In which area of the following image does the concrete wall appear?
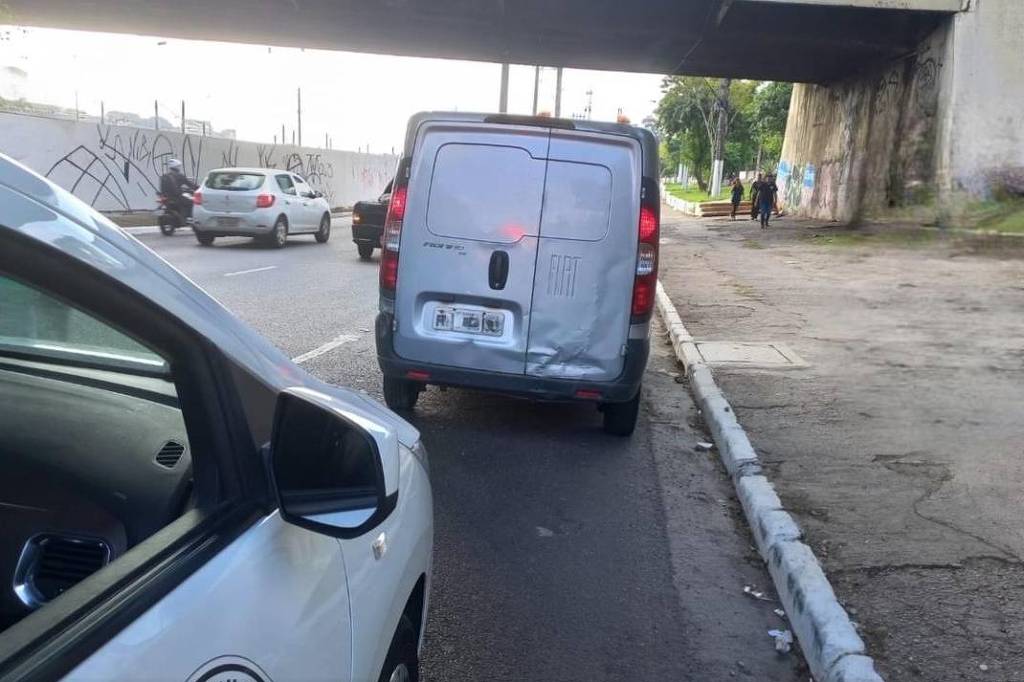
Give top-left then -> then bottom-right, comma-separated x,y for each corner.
777,21 -> 950,220
939,0 -> 1024,198
777,0 -> 1024,221
0,112 -> 397,211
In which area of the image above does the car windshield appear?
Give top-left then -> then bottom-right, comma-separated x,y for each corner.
0,276 -> 168,375
206,172 -> 265,191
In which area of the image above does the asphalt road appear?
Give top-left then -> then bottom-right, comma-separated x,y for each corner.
135,223 -> 804,681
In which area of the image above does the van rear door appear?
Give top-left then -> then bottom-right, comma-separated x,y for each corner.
526,130 -> 641,381
393,122 -> 549,375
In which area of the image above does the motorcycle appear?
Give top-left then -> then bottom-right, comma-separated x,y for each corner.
156,187 -> 194,236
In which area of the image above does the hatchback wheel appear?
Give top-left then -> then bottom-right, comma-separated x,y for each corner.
377,616 -> 418,682
315,214 -> 331,243
358,243 -> 375,260
267,216 -> 288,249
383,376 -> 420,412
601,388 -> 640,436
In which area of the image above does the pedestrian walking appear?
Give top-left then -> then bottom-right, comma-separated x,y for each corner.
730,176 -> 744,220
749,172 -> 763,220
759,173 -> 779,229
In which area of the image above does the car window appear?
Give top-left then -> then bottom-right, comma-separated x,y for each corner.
0,273 -> 189,634
0,275 -> 167,374
293,177 -> 312,195
205,172 -> 264,191
275,174 -> 297,195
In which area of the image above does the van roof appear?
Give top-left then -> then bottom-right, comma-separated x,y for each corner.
403,111 -> 658,178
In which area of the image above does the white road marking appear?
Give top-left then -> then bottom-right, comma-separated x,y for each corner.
292,334 -> 360,364
224,265 -> 278,277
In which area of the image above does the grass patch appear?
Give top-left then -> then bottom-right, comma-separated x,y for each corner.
804,229 -> 936,249
663,183 -> 727,203
743,239 -> 765,249
961,199 -> 1024,234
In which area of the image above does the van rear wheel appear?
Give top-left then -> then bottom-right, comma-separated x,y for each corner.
602,388 -> 640,436
383,376 -> 420,411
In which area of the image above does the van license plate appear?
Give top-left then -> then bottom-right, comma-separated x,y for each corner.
432,307 -> 504,336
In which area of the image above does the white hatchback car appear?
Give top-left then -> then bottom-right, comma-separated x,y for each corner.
0,153 -> 432,682
192,167 -> 333,248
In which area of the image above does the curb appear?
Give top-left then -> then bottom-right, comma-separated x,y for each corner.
655,282 -> 883,682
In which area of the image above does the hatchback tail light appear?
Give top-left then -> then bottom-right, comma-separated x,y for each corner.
256,194 -> 275,208
380,159 -> 411,293
192,191 -> 203,206
631,179 -> 660,319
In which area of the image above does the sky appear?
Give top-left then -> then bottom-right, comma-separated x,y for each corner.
0,26 -> 665,154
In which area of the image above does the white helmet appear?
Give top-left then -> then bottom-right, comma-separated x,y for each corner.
168,159 -> 183,171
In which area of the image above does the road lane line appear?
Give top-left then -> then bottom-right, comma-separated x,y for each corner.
224,265 -> 278,277
292,334 -> 360,364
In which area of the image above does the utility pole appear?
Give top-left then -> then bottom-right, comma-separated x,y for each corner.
297,87 -> 302,147
181,100 -> 186,134
499,63 -> 509,113
554,67 -> 563,117
325,132 -> 329,149
532,65 -> 540,115
281,124 -> 286,146
710,78 -> 731,198
584,89 -> 593,120
100,101 -> 105,124
154,100 -> 159,130
74,91 -> 80,121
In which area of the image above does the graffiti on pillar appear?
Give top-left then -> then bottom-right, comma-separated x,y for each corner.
872,70 -> 902,116
912,56 -> 941,117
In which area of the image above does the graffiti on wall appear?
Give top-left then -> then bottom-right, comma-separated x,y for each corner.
4,114 -> 396,212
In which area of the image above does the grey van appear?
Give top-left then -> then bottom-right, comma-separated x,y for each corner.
375,112 -> 659,435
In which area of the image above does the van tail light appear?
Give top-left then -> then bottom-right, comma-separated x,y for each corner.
380,159 -> 411,293
631,178 -> 660,319
192,191 -> 203,206
256,194 -> 275,208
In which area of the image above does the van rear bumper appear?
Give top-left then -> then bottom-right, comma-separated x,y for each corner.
375,312 -> 648,403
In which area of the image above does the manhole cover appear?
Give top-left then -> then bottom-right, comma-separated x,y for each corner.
695,342 -> 807,369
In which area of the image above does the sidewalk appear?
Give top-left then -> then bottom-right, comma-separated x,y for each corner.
658,207 -> 1024,681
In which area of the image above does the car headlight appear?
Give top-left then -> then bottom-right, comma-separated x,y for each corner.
411,440 -> 429,476
352,214 -> 362,223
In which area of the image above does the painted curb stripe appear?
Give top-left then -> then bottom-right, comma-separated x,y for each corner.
655,281 -> 884,682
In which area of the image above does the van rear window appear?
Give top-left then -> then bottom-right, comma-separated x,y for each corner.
426,143 -> 544,243
206,172 -> 265,191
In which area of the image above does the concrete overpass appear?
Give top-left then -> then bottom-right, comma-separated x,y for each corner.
9,0 -> 961,84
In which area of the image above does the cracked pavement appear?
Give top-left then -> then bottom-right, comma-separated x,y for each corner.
658,208 -> 1024,681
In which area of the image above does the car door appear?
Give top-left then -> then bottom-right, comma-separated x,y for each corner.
0,175 -> 382,682
393,121 -> 550,375
274,173 -> 302,229
293,175 -> 320,231
526,130 -> 641,381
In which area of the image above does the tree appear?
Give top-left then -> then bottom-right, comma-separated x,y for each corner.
749,81 -> 793,172
655,76 -> 719,190
656,77 -> 793,190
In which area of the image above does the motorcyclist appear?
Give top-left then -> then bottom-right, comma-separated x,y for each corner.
159,159 -> 198,221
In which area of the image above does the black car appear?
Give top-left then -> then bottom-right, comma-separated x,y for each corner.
351,180 -> 391,260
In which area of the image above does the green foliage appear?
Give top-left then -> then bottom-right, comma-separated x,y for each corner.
656,77 -> 792,181
663,183 -> 726,202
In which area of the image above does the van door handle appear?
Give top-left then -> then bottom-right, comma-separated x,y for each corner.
489,250 -> 510,290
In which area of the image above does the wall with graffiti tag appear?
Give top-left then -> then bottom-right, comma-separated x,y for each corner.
0,112 -> 397,212
776,20 -> 949,221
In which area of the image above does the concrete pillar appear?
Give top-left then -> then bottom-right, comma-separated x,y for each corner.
499,63 -> 510,113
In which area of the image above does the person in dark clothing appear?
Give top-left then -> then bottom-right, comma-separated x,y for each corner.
730,177 -> 744,220
758,174 -> 779,229
749,173 -> 763,220
159,159 -> 198,221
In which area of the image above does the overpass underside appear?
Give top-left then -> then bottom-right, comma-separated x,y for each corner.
10,0 -> 953,84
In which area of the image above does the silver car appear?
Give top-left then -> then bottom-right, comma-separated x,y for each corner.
192,167 -> 333,248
